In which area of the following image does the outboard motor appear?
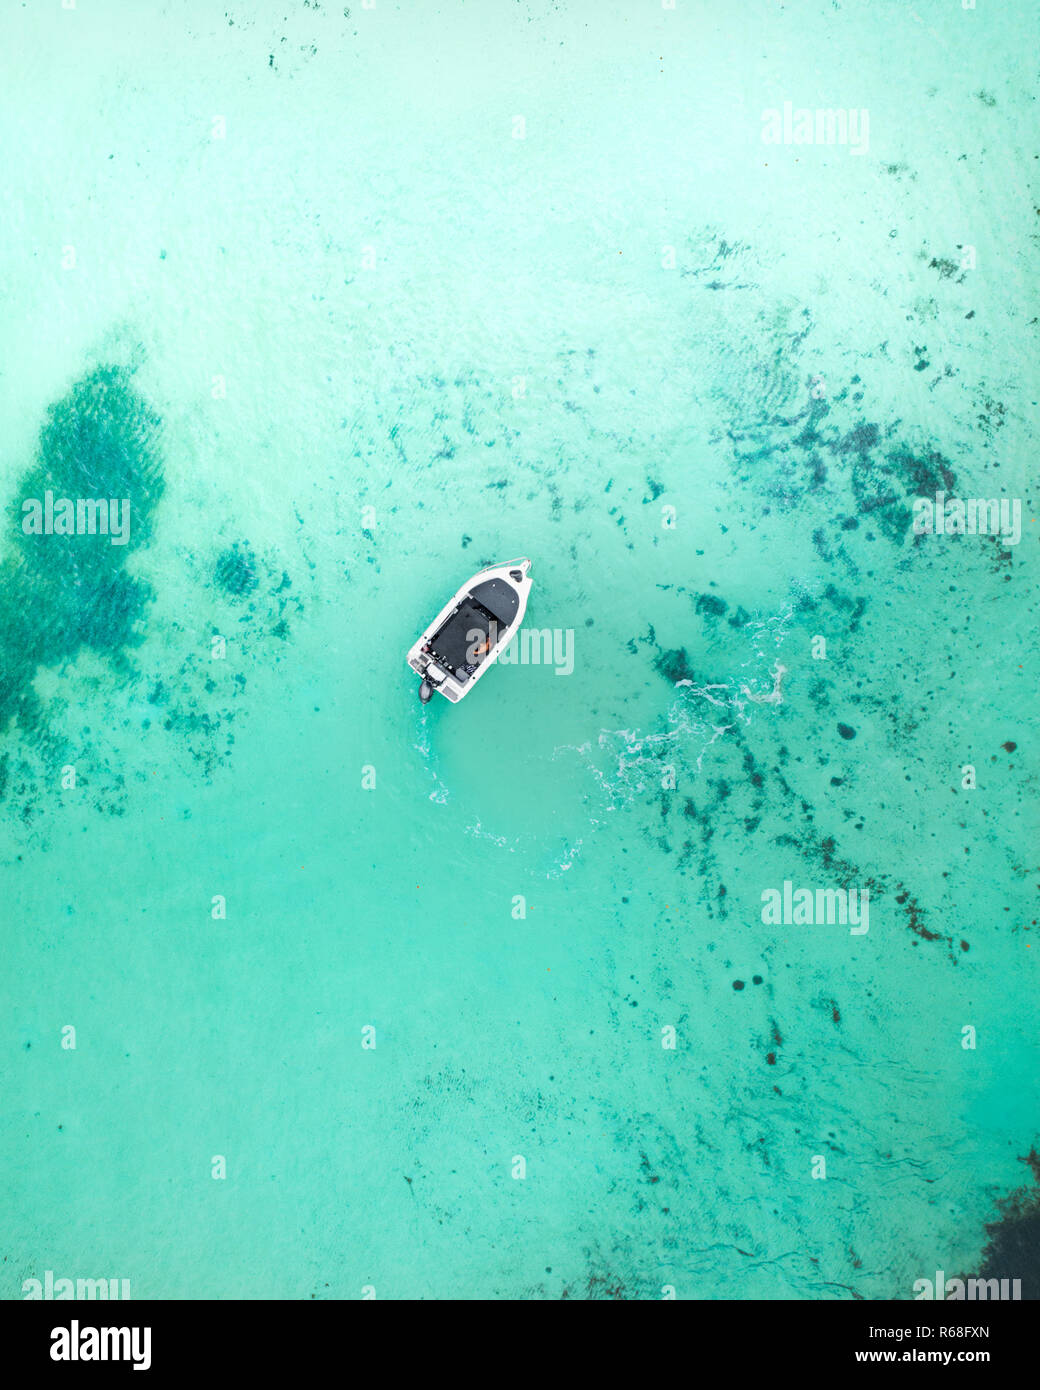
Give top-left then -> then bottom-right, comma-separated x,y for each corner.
418,660 -> 448,704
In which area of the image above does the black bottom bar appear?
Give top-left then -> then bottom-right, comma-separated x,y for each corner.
3,1297 -> 1030,1379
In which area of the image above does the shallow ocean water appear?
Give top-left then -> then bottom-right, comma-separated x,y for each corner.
1,1 -> 1037,1299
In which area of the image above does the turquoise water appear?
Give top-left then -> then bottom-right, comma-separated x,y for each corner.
2,0 -> 1037,1300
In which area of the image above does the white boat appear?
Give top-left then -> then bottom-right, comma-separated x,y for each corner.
407,558 -> 533,703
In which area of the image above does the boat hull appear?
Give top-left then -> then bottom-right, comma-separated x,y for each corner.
407,558 -> 532,703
